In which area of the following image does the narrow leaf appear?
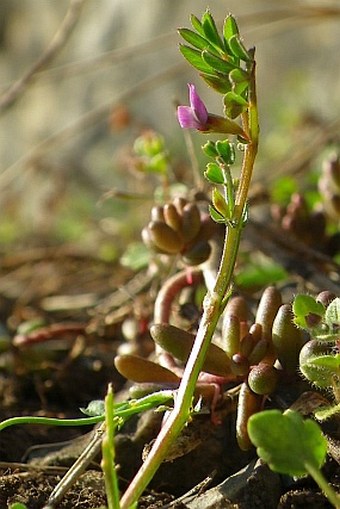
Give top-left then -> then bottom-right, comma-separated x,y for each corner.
201,10 -> 224,51
228,34 -> 251,62
209,204 -> 226,223
201,50 -> 235,75
190,14 -> 205,36
223,14 -> 240,41
178,28 -> 210,51
200,73 -> 232,94
179,45 -> 213,74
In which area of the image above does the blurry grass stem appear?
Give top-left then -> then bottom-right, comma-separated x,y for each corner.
0,0 -> 86,113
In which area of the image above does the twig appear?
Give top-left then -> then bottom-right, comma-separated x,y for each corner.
42,422 -> 106,509
0,0 -> 86,113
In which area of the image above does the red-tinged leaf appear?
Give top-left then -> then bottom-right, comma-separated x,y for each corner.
114,354 -> 180,384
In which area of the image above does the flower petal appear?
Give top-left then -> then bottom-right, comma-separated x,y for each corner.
177,105 -> 201,129
188,83 -> 208,124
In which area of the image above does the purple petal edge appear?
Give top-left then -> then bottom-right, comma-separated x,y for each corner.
177,106 -> 201,129
188,83 -> 208,124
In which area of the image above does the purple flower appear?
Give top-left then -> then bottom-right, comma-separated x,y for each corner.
177,84 -> 208,130
177,83 -> 248,139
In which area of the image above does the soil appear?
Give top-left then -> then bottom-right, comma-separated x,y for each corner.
0,244 -> 339,509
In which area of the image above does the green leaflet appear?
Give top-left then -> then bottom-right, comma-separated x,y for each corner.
228,34 -> 252,62
201,50 -> 236,75
179,45 -> 213,74
248,409 -> 327,477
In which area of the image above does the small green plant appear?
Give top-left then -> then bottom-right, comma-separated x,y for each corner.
3,8 -> 338,509
118,11 -> 259,507
294,293 -> 340,420
248,409 -> 340,508
248,293 -> 340,507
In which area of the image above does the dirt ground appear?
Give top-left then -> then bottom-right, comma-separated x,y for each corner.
0,240 -> 338,509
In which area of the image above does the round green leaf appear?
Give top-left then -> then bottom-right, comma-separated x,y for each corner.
204,162 -> 224,184
293,294 -> 325,329
248,409 -> 327,477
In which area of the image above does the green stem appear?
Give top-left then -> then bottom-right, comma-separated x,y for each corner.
120,57 -> 259,509
0,415 -> 104,430
306,462 -> 340,508
102,384 -> 121,509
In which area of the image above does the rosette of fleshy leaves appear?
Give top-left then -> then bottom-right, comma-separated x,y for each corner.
270,153 -> 340,256
292,291 -> 340,421
115,286 -> 307,450
142,197 -> 217,265
271,193 -> 327,248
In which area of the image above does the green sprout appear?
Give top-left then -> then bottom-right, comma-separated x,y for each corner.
101,384 -> 121,509
294,294 -> 340,420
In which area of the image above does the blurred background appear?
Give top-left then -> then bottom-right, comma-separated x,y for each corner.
0,0 -> 339,255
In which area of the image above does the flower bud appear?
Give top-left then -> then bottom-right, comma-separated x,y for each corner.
202,141 -> 218,158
